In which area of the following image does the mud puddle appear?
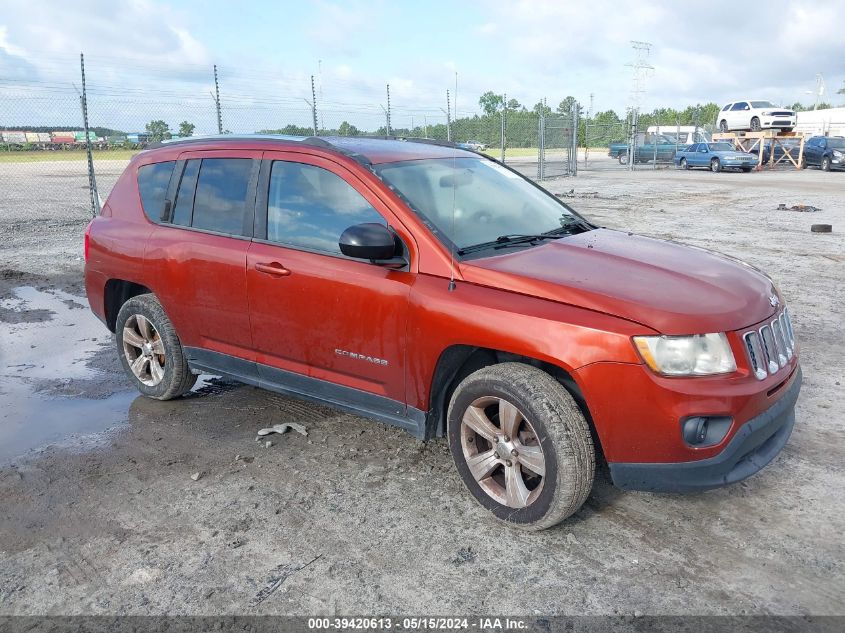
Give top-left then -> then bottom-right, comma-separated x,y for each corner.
0,286 -> 217,463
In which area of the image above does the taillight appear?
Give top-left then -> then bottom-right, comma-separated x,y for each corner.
84,221 -> 92,262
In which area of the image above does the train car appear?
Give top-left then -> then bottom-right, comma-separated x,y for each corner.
2,131 -> 27,144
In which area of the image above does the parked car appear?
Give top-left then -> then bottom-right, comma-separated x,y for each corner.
608,133 -> 679,164
717,101 -> 796,133
458,140 -> 487,151
802,136 -> 845,171
85,135 -> 801,530
675,142 -> 757,172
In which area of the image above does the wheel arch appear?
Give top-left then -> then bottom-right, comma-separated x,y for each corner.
103,279 -> 152,332
425,345 -> 596,447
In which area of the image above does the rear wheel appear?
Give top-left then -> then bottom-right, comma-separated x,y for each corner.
710,158 -> 722,173
447,363 -> 595,531
750,117 -> 762,132
719,120 -> 728,133
116,294 -> 197,400
821,156 -> 832,172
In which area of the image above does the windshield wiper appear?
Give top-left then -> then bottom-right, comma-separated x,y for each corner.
457,233 -> 564,256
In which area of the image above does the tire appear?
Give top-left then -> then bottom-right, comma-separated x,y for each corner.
800,155 -> 807,169
719,120 -> 728,133
811,224 -> 832,233
680,158 -> 689,170
618,152 -> 628,165
447,363 -> 595,531
710,158 -> 722,173
821,156 -> 831,172
750,117 -> 761,132
115,293 -> 197,400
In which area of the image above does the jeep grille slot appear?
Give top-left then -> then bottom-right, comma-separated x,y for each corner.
743,331 -> 767,381
744,309 -> 796,380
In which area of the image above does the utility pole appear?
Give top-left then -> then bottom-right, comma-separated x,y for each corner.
446,89 -> 452,142
310,75 -> 319,135
386,84 -> 392,135
213,64 -> 223,134
79,53 -> 99,217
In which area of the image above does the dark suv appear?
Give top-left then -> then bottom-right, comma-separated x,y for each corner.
85,136 -> 801,530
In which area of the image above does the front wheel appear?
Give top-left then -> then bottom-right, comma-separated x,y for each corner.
116,293 -> 197,400
821,156 -> 832,172
680,158 -> 689,170
447,363 -> 595,531
618,152 -> 628,165
710,158 -> 722,173
750,117 -> 761,132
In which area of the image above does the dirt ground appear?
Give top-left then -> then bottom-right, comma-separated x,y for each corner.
0,157 -> 843,616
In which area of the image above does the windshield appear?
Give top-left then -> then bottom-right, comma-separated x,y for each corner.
750,101 -> 776,108
708,143 -> 735,151
375,157 -> 583,250
827,138 -> 845,149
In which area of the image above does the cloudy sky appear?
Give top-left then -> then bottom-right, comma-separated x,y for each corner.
1,0 -> 843,133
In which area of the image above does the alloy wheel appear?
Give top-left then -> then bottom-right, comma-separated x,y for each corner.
460,396 -> 546,508
122,314 -> 166,386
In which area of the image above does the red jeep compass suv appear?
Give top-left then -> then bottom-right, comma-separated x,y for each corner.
84,135 -> 801,530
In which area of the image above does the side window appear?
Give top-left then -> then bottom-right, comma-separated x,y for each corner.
731,102 -> 747,111
266,161 -> 386,255
722,104 -> 731,111
687,144 -> 698,152
137,161 -> 175,221
192,158 -> 255,235
172,159 -> 200,227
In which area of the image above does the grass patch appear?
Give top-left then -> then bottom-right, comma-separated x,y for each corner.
0,149 -> 140,163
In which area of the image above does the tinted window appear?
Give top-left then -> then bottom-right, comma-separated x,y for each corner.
267,161 -> 385,255
722,104 -> 731,111
192,158 -> 254,235
172,159 -> 200,227
137,161 -> 175,220
731,102 -> 748,111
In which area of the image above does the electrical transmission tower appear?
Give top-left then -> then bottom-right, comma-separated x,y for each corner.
625,41 -> 654,170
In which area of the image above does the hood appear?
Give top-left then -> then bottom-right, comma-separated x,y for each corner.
460,229 -> 778,334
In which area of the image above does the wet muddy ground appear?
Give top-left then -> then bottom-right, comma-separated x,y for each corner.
0,159 -> 843,615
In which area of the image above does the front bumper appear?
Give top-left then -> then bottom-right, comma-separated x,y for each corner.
608,367 -> 801,492
760,116 -> 796,129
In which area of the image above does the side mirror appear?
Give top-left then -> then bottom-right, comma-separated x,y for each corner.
339,223 -> 397,261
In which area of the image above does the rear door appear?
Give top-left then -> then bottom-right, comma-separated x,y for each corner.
145,150 -> 260,361
246,152 -> 414,419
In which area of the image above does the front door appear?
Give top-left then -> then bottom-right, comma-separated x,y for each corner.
246,152 -> 414,421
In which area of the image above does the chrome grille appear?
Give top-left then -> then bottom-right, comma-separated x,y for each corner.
743,308 -> 796,380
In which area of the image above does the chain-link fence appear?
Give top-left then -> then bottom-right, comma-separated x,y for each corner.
0,56 -> 594,219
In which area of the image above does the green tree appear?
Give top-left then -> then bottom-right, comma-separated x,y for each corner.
479,91 -> 504,116
506,98 -> 522,111
338,121 -> 360,136
556,96 -> 579,115
532,101 -> 552,117
145,120 -> 171,143
178,121 -> 195,137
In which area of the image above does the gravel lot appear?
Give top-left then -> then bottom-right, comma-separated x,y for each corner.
0,157 -> 843,616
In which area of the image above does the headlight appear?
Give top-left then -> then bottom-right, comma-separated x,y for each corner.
762,111 -> 772,116
634,333 -> 736,376
833,150 -> 843,158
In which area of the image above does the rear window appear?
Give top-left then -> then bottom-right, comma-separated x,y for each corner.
137,161 -> 175,221
192,158 -> 254,235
